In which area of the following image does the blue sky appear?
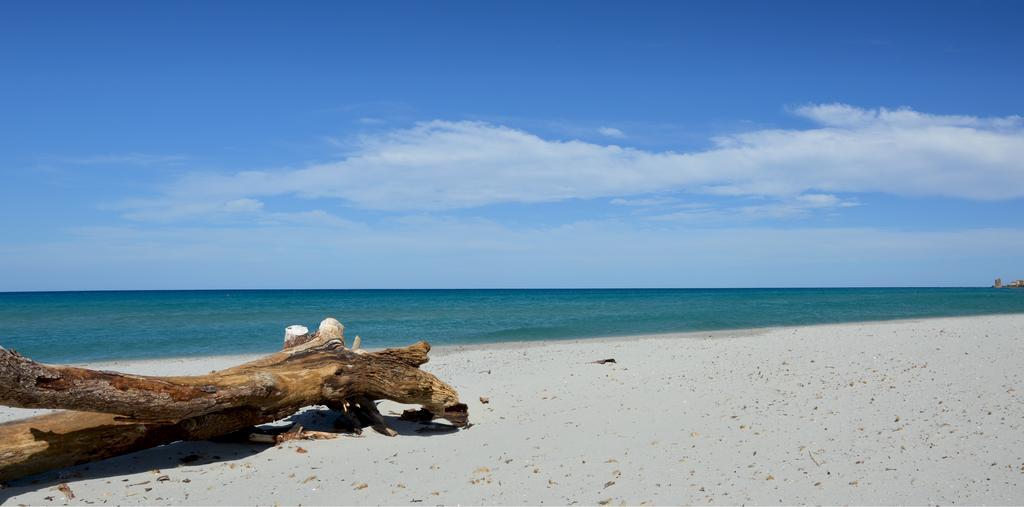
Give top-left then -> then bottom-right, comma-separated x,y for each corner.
1,1 -> 1023,290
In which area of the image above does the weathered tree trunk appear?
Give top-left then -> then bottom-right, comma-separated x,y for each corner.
0,318 -> 468,482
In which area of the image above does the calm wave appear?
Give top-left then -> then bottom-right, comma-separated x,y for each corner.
1,288 -> 1022,363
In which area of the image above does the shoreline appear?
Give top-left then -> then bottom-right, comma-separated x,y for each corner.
3,313 -> 1024,504
32,311 -> 1019,368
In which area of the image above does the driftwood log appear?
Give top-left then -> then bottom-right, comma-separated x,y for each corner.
0,318 -> 468,482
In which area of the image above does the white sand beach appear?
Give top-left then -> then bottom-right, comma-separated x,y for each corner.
2,314 -> 1023,505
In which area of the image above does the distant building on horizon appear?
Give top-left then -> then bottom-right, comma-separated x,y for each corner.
994,277 -> 1024,288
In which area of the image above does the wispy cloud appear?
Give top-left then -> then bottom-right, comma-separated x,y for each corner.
111,196 -> 360,228
50,153 -> 188,166
609,196 -> 679,207
598,126 -> 626,138
116,103 -> 1024,222
788,103 -> 1022,129
647,194 -> 860,224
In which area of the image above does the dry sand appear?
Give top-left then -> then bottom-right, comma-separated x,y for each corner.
2,314 -> 1023,505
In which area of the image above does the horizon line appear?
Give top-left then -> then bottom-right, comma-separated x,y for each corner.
0,286 -> 996,295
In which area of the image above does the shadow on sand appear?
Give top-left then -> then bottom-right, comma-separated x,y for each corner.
0,406 -> 460,502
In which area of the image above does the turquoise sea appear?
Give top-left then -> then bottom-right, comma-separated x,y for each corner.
1,288 -> 1022,363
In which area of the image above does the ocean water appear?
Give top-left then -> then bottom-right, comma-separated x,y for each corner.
0,288 -> 1022,363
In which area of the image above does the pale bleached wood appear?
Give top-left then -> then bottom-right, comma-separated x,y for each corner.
282,324 -> 310,349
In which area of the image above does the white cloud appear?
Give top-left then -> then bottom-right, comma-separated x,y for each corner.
121,104 -> 1024,219
598,126 -> 626,138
